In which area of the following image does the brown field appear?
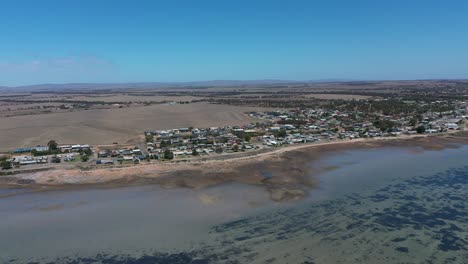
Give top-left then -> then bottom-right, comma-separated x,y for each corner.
22,94 -> 204,103
0,102 -> 60,111
65,95 -> 204,102
303,93 -> 375,100
0,102 -> 269,151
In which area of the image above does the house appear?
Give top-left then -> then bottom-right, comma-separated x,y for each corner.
13,147 -> 32,154
132,149 -> 142,154
59,145 -> 72,152
19,160 -> 37,165
71,145 -> 82,151
98,151 -> 110,158
136,154 -> 147,160
33,145 -> 49,152
445,123 -> 459,130
120,150 -> 133,156
280,124 -> 295,130
96,159 -> 114,165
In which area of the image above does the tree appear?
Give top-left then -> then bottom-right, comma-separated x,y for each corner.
145,134 -> 153,142
215,147 -> 223,154
416,125 -> 426,134
274,129 -> 287,138
1,160 -> 12,170
164,149 -> 174,160
81,148 -> 92,156
160,140 -> 169,148
409,118 -> 418,127
192,149 -> 199,156
47,140 -> 58,151
233,145 -> 239,152
373,120 -> 395,132
81,155 -> 89,162
244,134 -> 251,142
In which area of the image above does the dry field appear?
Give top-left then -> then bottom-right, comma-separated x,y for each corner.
0,102 -> 269,151
303,94 -> 375,100
64,95 -> 204,102
0,102 -> 74,118
23,94 -> 204,103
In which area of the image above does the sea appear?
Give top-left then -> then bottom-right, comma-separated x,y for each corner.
1,144 -> 467,263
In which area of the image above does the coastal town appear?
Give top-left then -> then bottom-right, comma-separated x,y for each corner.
1,98 -> 466,172
4,2 -> 468,263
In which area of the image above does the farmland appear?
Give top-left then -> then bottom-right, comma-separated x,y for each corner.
0,102 -> 269,151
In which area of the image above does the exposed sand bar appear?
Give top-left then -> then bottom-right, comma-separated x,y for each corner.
1,132 -> 468,201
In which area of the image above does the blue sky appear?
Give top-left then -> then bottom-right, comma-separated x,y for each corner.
1,0 -> 467,86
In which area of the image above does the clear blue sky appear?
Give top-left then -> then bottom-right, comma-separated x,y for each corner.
1,0 -> 467,86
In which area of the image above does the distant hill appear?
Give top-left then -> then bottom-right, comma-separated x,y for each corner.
6,78 -> 465,92
2,80 -> 307,91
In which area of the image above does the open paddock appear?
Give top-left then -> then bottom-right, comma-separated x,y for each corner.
303,93 -> 376,100
0,102 -> 269,152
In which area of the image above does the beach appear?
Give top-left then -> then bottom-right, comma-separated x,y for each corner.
1,131 -> 468,201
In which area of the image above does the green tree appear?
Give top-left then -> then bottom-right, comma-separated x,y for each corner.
47,140 -> 58,151
274,129 -> 287,138
160,140 -> 169,148
233,145 -> 239,152
409,118 -> 418,127
145,134 -> 153,142
373,120 -> 395,132
215,147 -> 223,154
244,134 -> 251,142
192,149 -> 199,156
82,148 -> 92,156
164,149 -> 174,160
1,160 -> 12,170
81,155 -> 89,162
416,125 -> 426,134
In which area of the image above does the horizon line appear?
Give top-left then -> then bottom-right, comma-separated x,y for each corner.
3,78 -> 468,89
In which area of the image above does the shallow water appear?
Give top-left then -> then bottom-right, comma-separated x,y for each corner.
1,145 -> 468,263
0,183 -> 280,262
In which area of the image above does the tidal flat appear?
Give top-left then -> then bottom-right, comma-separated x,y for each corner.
1,144 -> 468,263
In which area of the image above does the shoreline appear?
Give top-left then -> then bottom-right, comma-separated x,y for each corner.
1,131 -> 468,201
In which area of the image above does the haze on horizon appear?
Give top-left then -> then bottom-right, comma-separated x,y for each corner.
1,0 -> 468,86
